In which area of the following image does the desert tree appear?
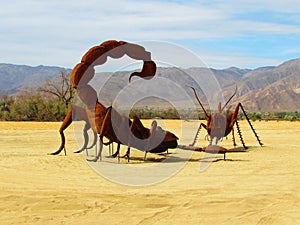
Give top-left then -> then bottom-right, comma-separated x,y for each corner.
38,71 -> 73,108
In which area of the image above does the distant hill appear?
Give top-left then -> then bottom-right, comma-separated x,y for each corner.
0,63 -> 71,94
223,58 -> 300,111
0,58 -> 299,112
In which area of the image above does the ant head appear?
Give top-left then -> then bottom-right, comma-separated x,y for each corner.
190,85 -> 237,119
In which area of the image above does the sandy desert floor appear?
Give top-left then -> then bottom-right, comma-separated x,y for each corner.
0,120 -> 299,224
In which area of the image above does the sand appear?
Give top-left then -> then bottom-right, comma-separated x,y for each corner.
0,120 -> 299,224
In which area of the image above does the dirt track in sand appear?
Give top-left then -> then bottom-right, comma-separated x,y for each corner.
0,120 -> 299,224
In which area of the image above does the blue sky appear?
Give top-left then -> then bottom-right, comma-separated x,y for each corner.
1,0 -> 300,69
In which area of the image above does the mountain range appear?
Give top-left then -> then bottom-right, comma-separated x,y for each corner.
0,63 -> 71,95
0,58 -> 299,112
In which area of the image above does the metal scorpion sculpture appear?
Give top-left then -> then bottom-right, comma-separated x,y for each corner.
49,40 -> 178,162
187,86 -> 263,160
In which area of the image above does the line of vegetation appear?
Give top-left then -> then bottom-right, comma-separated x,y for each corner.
136,109 -> 300,122
0,94 -> 68,121
1,94 -> 299,122
0,72 -> 299,122
0,72 -> 72,121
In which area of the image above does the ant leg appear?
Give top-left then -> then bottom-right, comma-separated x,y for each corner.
235,120 -> 247,149
239,103 -> 263,146
232,124 -> 237,147
190,123 -> 206,146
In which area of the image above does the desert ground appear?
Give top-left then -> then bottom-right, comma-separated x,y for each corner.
0,120 -> 299,224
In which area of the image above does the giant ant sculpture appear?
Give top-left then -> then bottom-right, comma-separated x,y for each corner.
49,40 -> 178,162
188,86 -> 263,160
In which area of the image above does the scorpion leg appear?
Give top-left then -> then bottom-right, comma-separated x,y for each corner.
74,122 -> 90,154
87,129 -> 98,150
49,108 -> 72,155
86,136 -> 103,162
111,143 -> 121,163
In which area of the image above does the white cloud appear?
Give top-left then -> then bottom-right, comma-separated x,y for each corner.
210,0 -> 300,14
0,0 -> 299,67
3,0 -> 300,40
201,52 -> 284,69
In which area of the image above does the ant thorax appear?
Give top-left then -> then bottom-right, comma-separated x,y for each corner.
208,113 -> 228,140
